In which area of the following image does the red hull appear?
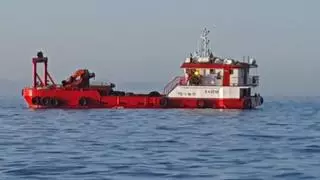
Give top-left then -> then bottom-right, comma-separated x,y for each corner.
22,87 -> 263,109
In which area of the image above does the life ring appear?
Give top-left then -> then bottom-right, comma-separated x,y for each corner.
79,97 -> 88,106
41,96 -> 51,106
159,97 -> 168,107
50,98 -> 60,107
31,96 -> 41,105
197,100 -> 206,108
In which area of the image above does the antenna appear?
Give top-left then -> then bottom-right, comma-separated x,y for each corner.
43,47 -> 48,57
198,27 -> 214,58
211,24 -> 216,54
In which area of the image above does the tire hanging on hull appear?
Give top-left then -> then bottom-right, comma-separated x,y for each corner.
31,96 -> 41,105
197,100 -> 206,108
31,96 -> 60,107
159,97 -> 169,108
244,99 -> 252,109
50,97 -> 60,107
41,96 -> 51,106
79,97 -> 88,106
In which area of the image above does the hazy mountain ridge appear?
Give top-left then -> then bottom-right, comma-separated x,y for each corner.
2,79 -> 318,98
0,79 -> 167,96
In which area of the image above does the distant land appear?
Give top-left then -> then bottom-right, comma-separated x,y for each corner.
1,79 -> 318,98
0,79 -> 167,97
111,81 -> 167,93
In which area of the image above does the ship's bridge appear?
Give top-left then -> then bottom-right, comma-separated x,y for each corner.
180,56 -> 259,87
178,27 -> 259,87
163,28 -> 261,97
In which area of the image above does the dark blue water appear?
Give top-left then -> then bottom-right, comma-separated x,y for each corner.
1,96 -> 320,179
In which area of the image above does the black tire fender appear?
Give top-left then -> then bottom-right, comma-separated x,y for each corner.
50,97 -> 60,107
31,96 -> 41,105
41,96 -> 51,106
197,100 -> 206,108
159,97 -> 168,107
79,97 -> 88,106
244,99 -> 252,109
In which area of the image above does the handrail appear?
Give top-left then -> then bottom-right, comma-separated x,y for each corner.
163,76 -> 184,95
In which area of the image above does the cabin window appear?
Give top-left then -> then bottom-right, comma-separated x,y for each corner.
230,69 -> 233,74
210,69 -> 215,74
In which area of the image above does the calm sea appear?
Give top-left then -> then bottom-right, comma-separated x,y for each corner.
1,96 -> 320,179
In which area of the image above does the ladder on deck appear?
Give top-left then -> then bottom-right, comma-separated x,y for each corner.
163,76 -> 185,95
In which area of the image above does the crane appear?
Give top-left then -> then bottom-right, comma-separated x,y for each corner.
61,69 -> 95,88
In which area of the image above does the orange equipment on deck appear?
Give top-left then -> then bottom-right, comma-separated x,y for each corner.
62,69 -> 95,88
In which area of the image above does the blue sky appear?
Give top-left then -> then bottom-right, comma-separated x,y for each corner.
0,0 -> 319,96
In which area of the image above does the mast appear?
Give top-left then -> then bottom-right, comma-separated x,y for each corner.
198,27 -> 211,58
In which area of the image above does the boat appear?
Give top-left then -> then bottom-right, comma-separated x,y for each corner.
22,28 -> 263,109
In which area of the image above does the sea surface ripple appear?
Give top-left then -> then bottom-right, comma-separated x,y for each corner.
1,96 -> 320,179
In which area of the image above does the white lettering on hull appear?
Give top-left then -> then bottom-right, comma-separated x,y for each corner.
168,85 -> 244,99
168,86 -> 220,98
